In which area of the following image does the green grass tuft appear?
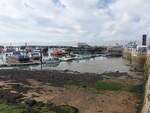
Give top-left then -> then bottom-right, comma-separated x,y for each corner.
0,103 -> 78,113
127,85 -> 144,95
0,104 -> 26,113
63,80 -> 124,91
58,105 -> 78,113
80,81 -> 124,91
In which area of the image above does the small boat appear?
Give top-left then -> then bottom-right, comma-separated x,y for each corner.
51,50 -> 65,55
60,56 -> 74,61
7,51 -> 30,63
31,52 -> 41,60
74,55 -> 83,60
42,62 -> 60,67
42,58 -> 60,64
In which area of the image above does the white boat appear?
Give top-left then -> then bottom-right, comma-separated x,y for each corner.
74,55 -> 83,60
31,52 -> 41,60
60,56 -> 74,61
42,58 -> 60,64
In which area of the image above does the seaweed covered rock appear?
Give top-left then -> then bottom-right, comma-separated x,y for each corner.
25,99 -> 37,107
0,89 -> 23,104
50,105 -> 79,113
23,108 -> 39,113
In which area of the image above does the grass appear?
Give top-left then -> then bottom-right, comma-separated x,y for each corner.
63,80 -> 145,95
127,85 -> 144,95
56,105 -> 78,113
64,80 -> 77,85
0,103 -> 78,113
0,104 -> 26,113
64,80 -> 124,91
81,81 -> 124,91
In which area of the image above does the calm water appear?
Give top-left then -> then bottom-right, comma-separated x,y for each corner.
0,56 -> 129,74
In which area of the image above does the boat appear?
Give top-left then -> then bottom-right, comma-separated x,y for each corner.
74,55 -> 83,60
42,58 -> 61,64
31,52 -> 41,60
7,51 -> 30,63
51,50 -> 65,55
42,62 -> 60,67
60,56 -> 74,61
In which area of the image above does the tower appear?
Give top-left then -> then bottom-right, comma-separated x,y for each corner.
142,34 -> 147,46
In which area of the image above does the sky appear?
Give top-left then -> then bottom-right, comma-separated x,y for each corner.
0,0 -> 150,46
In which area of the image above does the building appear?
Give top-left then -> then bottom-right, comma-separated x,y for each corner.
0,46 -> 4,53
77,42 -> 90,48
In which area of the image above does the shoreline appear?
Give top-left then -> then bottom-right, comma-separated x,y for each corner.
0,69 -> 144,113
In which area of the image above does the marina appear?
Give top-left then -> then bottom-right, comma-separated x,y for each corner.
0,56 -> 129,73
0,45 -> 123,73
0,0 -> 149,112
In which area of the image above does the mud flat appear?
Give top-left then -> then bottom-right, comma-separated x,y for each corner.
0,69 -> 144,113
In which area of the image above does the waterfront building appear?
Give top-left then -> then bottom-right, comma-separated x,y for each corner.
77,42 -> 90,48
0,46 -> 4,53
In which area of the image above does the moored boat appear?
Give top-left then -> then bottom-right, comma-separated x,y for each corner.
51,50 -> 66,56
7,51 -> 30,63
31,52 -> 41,60
42,58 -> 61,64
60,56 -> 74,61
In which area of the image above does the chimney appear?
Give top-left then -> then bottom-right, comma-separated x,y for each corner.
142,34 -> 147,46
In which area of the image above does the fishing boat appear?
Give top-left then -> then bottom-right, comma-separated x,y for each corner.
7,51 -> 30,63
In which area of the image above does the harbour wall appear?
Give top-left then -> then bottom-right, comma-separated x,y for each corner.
142,51 -> 150,113
123,49 -> 150,113
122,49 -> 146,71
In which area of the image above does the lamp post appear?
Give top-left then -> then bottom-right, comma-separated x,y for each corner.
40,48 -> 43,70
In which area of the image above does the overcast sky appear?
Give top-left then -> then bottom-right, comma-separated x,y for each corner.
0,0 -> 150,45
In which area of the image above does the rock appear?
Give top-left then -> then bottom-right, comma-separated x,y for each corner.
51,105 -> 79,113
64,69 -> 69,72
23,108 -> 39,113
25,99 -> 37,107
0,89 -> 23,104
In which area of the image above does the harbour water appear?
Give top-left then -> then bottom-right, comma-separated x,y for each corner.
0,56 -> 129,74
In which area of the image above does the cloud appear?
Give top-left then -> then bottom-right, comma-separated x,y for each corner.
0,0 -> 150,45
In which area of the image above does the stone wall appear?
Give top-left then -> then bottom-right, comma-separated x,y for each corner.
122,49 -> 132,61
141,52 -> 150,113
142,76 -> 150,113
122,49 -> 146,71
123,49 -> 150,113
131,50 -> 146,71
